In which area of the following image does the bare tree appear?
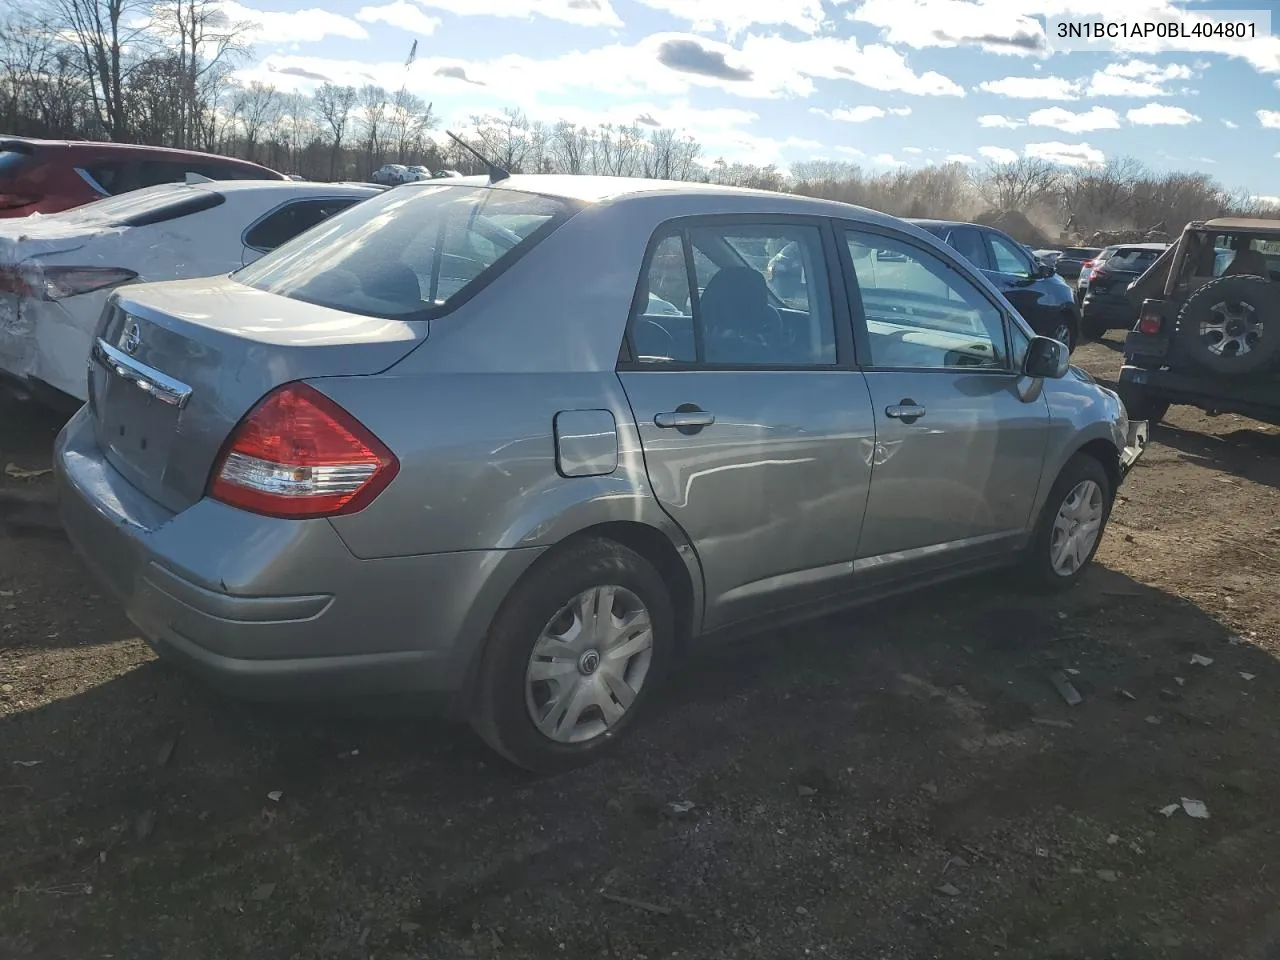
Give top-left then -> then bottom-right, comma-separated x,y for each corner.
469,108 -> 546,172
0,11 -> 92,136
150,0 -> 252,148
549,121 -> 591,174
973,157 -> 1060,212
356,83 -> 388,172
49,0 -> 155,139
232,80 -> 279,162
386,87 -> 434,162
313,81 -> 357,179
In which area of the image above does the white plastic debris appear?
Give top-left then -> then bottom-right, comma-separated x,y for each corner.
1240,672 -> 1256,681
266,790 -> 283,803
1158,803 -> 1180,817
1181,798 -> 1210,820
1189,655 -> 1214,667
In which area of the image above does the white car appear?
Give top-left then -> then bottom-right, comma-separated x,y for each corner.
0,179 -> 382,403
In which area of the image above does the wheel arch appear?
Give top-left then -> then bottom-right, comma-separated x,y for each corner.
1071,437 -> 1121,497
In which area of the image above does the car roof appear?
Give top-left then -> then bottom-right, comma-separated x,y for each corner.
0,135 -> 279,169
1199,217 -> 1280,236
405,174 -> 912,227
1112,242 -> 1170,250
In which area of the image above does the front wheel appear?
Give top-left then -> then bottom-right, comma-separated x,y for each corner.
1050,314 -> 1080,353
469,538 -> 674,773
1023,454 -> 1115,592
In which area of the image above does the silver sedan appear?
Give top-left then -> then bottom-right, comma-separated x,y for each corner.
54,175 -> 1148,771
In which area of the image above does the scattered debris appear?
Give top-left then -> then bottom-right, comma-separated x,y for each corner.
1096,869 -> 1118,883
1145,715 -> 1162,725
1032,717 -> 1073,729
399,922 -> 421,934
797,785 -> 817,798
1065,668 -> 1081,676
4,463 -> 52,480
945,856 -> 969,872
1240,672 -> 1256,681
1106,834 -> 1120,845
1117,688 -> 1137,702
1057,612 -> 1068,620
134,810 -> 156,840
249,883 -> 276,902
266,790 -> 283,803
1174,677 -> 1186,686
1190,654 -> 1214,667
795,906 -> 809,916
935,883 -> 961,897
1158,803 -> 1181,817
1049,671 -> 1084,706
156,733 -> 179,768
921,782 -> 939,797
601,891 -> 673,915
12,760 -> 41,768
1229,635 -> 1246,646
1181,798 -> 1210,820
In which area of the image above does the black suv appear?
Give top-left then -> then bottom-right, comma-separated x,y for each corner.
908,219 -> 1083,351
1119,218 -> 1280,427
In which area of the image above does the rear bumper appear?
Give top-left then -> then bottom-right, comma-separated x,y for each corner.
1081,296 -> 1137,327
54,407 -> 542,704
1118,365 -> 1280,426
1120,419 -> 1148,478
0,292 -> 106,403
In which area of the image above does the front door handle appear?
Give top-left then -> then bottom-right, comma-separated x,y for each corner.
655,410 -> 716,430
885,400 -> 926,423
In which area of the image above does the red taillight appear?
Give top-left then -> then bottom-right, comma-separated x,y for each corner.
209,382 -> 399,519
1080,259 -> 1094,269
1138,312 -> 1163,334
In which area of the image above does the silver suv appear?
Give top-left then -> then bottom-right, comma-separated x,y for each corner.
54,176 -> 1148,771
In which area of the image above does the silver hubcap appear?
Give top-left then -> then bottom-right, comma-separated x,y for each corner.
525,585 -> 654,744
1054,322 -> 1072,347
1050,480 -> 1104,577
1203,300 -> 1263,357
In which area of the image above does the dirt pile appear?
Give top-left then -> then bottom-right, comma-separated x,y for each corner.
973,209 -> 1051,248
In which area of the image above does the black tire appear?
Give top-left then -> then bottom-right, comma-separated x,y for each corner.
1080,314 -> 1110,341
469,537 -> 675,773
1116,384 -> 1169,426
1175,274 -> 1280,376
1022,454 -> 1115,593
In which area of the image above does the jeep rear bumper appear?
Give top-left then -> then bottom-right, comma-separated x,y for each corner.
1119,365 -> 1280,428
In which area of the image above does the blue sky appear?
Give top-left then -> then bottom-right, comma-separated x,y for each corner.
227,0 -> 1280,193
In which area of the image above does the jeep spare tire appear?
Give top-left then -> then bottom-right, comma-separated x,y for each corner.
1175,274 -> 1280,376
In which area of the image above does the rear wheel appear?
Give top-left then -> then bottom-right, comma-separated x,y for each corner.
470,538 -> 674,773
1080,314 -> 1110,341
1175,274 -> 1280,376
1023,454 -> 1115,592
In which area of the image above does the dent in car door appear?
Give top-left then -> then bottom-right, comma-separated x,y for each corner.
618,218 -> 875,631
842,226 -> 1050,579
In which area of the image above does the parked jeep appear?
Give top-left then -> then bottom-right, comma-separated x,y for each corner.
1119,218 -> 1280,427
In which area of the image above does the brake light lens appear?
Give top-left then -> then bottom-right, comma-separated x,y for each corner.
1080,259 -> 1094,269
1138,311 -> 1163,334
209,382 -> 399,519
0,265 -> 137,300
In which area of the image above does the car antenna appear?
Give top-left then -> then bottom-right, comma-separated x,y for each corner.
445,130 -> 510,184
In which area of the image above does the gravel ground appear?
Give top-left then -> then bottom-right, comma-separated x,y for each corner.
2,336 -> 1279,959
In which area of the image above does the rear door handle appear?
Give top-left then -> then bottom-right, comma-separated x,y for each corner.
655,410 -> 716,429
885,401 -> 926,423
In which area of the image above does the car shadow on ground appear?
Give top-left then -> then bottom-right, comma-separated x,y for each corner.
4,563 -> 1280,959
1154,422 -> 1280,492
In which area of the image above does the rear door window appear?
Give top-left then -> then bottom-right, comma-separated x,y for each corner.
244,198 -> 363,252
945,227 -> 990,270
233,184 -> 577,319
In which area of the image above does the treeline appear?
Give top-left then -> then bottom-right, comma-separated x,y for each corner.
1,1 -> 1273,243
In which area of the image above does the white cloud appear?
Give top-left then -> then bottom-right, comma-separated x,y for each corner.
1223,119 -> 1239,129
820,104 -> 912,122
1259,110 -> 1280,129
742,35 -> 964,96
416,0 -> 623,28
356,1 -> 440,36
1027,105 -> 1120,133
835,146 -> 866,157
979,75 -> 1078,100
635,0 -> 827,36
1025,140 -> 1105,167
978,114 -> 1023,128
945,153 -> 977,163
871,153 -> 908,167
978,145 -> 1019,163
851,0 -> 1048,56
219,2 -> 368,43
1127,103 -> 1199,126
1088,60 -> 1194,97
903,146 -> 924,154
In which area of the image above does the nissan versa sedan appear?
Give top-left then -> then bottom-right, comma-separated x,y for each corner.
54,176 -> 1148,772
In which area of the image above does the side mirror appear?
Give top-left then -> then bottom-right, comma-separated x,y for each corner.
1023,335 -> 1071,379
1035,261 -> 1057,279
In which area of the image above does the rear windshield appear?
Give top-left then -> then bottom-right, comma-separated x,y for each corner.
1107,248 -> 1163,271
1062,247 -> 1101,259
51,183 -> 224,226
233,184 -> 578,320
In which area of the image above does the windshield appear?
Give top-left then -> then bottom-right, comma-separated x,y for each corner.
1106,248 -> 1163,271
233,184 -> 577,320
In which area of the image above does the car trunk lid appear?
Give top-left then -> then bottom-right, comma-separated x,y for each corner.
89,275 -> 426,513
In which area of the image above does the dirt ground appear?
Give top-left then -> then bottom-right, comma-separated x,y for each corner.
2,336 -> 1279,960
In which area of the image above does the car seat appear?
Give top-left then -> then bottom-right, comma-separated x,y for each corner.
698,267 -> 780,364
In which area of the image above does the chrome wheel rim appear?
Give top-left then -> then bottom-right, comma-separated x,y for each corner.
1050,480 -> 1104,577
525,585 -> 654,744
1203,300 -> 1263,357
1053,321 -> 1073,348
